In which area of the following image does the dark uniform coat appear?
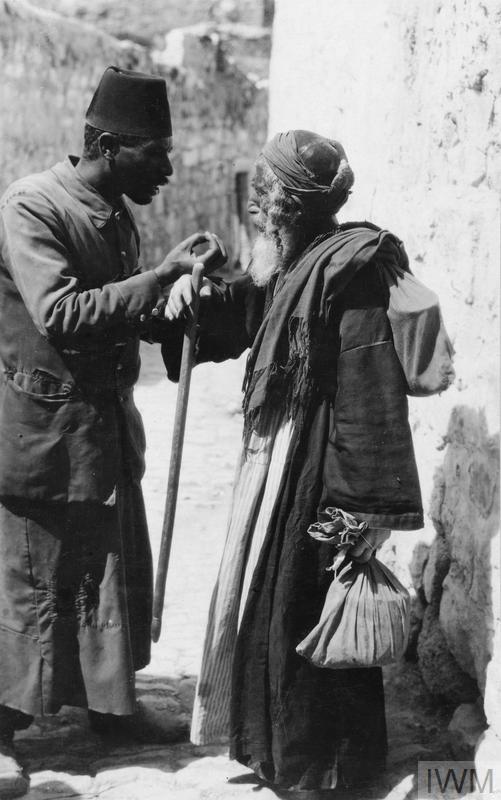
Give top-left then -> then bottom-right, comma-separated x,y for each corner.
0,157 -> 164,716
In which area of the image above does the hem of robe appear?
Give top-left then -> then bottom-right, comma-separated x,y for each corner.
0,479 -> 152,718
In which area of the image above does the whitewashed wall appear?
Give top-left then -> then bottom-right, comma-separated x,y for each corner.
269,0 -> 500,763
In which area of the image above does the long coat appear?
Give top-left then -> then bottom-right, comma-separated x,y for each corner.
163,231 -> 424,789
0,158 -> 164,716
0,157 -> 164,503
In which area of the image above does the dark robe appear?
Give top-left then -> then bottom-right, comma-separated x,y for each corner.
162,225 -> 424,790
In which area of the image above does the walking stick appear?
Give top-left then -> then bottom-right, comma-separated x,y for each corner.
151,262 -> 205,643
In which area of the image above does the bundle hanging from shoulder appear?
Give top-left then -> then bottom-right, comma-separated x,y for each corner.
296,507 -> 410,669
378,258 -> 455,397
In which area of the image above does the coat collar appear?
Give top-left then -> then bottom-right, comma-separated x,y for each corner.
51,156 -> 128,230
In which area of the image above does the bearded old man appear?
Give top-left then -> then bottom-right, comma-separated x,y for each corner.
164,130 -> 452,796
0,66 -> 224,796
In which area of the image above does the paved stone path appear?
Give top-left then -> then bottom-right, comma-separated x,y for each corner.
14,345 -> 461,799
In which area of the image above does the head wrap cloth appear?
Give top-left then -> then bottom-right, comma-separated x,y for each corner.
262,130 -> 354,211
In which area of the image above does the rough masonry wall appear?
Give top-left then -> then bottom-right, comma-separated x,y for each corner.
150,28 -> 268,267
0,0 -> 268,269
0,0 -> 149,187
42,0 -> 272,44
269,0 -> 500,760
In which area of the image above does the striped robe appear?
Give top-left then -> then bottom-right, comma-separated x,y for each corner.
191,409 -> 293,743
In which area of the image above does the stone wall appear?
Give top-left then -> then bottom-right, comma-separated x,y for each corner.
149,25 -> 268,267
38,0 -> 273,44
269,0 -> 500,762
0,0 -> 268,270
413,407 -> 500,759
0,0 -> 149,186
207,0 -> 272,28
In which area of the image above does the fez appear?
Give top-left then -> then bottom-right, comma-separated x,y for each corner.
86,65 -> 172,138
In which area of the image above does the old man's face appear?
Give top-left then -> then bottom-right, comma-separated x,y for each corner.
247,163 -> 286,287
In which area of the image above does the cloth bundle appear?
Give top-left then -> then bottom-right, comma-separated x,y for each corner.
379,261 -> 455,396
296,508 -> 410,669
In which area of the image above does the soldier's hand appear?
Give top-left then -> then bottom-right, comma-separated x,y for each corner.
196,231 -> 227,274
154,231 -> 227,287
165,274 -> 214,321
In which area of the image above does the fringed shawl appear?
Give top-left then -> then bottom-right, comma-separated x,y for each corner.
242,223 -> 408,445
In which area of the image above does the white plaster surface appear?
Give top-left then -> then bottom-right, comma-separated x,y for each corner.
269,0 -> 500,762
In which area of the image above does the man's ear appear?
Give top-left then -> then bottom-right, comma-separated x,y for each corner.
98,132 -> 120,162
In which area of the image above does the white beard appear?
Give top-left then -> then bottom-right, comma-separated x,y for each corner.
248,234 -> 282,287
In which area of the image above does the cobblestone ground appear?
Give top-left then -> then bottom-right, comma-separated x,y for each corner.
14,344 -> 458,800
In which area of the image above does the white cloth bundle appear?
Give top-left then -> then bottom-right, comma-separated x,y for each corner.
379,263 -> 455,396
296,556 -> 410,669
297,507 -> 410,669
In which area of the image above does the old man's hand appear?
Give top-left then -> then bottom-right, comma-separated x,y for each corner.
165,274 -> 215,321
349,528 -> 391,563
154,231 -> 227,288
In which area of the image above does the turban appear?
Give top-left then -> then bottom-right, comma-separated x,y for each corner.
262,130 -> 354,211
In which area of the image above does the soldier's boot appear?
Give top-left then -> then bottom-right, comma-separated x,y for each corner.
88,700 -> 188,745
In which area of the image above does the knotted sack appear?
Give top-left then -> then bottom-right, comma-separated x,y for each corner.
296,507 -> 410,669
296,557 -> 410,669
379,262 -> 455,396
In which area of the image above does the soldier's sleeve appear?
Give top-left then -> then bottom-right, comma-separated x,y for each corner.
0,192 -> 163,340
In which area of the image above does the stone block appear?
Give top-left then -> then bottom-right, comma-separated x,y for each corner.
417,605 -> 478,705
409,540 -> 430,594
439,575 -> 487,684
448,702 -> 487,760
436,409 -> 500,691
137,694 -> 190,740
423,533 -> 450,605
177,676 -> 197,713
405,593 -> 426,662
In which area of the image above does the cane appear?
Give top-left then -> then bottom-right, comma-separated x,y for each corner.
151,261 -> 205,643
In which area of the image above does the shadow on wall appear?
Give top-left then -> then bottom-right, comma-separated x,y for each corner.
408,405 -> 499,754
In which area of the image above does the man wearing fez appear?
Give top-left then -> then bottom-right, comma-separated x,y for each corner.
0,65 -> 223,793
164,130 -> 449,797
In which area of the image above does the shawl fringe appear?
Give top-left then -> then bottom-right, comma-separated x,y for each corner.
242,316 -> 316,448
241,224 -> 403,450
